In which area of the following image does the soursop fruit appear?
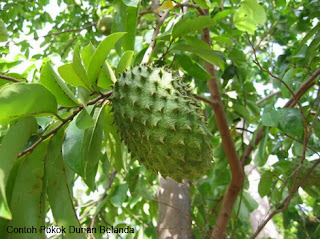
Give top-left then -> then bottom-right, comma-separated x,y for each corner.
96,15 -> 113,35
111,65 -> 213,181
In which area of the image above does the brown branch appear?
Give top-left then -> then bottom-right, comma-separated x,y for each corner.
256,91 -> 281,104
194,94 -> 217,105
141,9 -> 171,64
0,74 -> 21,83
196,9 -> 244,239
285,67 -> 320,108
18,91 -> 112,158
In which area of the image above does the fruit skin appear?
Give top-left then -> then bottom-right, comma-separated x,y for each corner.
96,15 -> 113,35
111,65 -> 213,182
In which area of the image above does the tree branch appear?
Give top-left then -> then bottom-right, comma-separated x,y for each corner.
18,91 -> 112,158
0,74 -> 21,83
141,9 -> 171,64
198,9 -> 244,239
256,91 -> 281,105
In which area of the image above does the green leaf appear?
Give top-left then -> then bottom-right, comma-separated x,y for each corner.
81,43 -> 115,89
213,9 -> 236,22
104,107 -> 123,171
45,128 -> 85,239
63,120 -> 85,176
109,183 -> 128,207
314,118 -> 320,139
280,68 -> 293,98
82,107 -> 105,190
299,23 -> 320,50
261,109 -> 280,127
255,127 -> 269,166
176,54 -> 211,81
183,36 -> 211,50
193,0 -> 209,9
8,141 -> 49,239
236,190 -> 258,221
0,21 -> 8,42
258,171 -> 273,197
305,36 -> 320,64
123,7 -> 138,51
173,16 -> 215,38
73,42 -> 91,90
116,50 -> 134,74
122,0 -> 139,7
233,103 -> 251,122
58,63 -> 88,89
172,44 -> 225,70
78,86 -> 91,106
87,32 -> 126,87
229,49 -> 246,67
0,83 -> 57,124
0,117 -> 37,220
278,108 -> 304,137
233,0 -> 266,34
132,176 -> 154,201
81,42 -> 96,70
40,62 -> 78,107
75,109 -> 94,129
212,36 -> 233,46
99,61 -> 117,87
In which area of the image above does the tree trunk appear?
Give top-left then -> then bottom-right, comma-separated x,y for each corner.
157,176 -> 192,239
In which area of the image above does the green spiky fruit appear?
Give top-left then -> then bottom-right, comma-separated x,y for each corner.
96,15 -> 113,35
111,65 -> 213,181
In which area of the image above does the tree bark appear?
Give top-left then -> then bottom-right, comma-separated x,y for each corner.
157,177 -> 192,239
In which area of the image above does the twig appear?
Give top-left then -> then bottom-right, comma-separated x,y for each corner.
285,67 -> 320,108
194,94 -> 217,105
284,133 -> 320,157
139,9 -> 155,17
0,74 -> 21,83
18,91 -> 112,158
142,9 -> 171,64
256,91 -> 281,104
